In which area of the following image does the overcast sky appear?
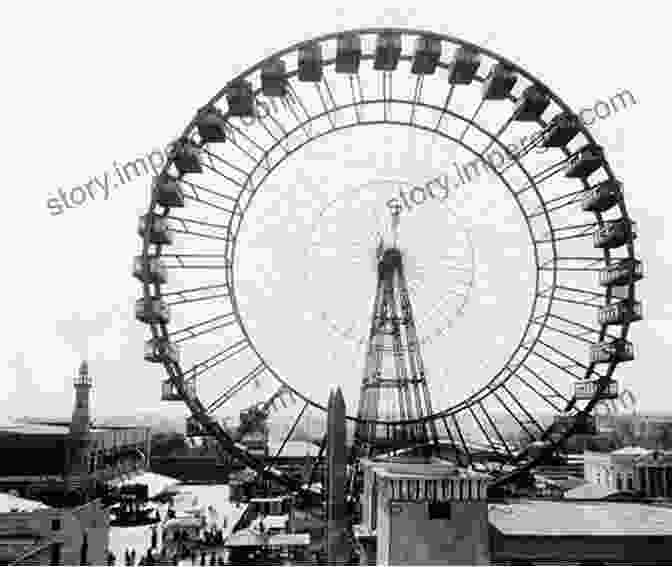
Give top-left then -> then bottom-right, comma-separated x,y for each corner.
1,2 -> 668,423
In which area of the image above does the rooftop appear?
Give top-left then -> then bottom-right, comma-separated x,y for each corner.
563,482 -> 625,500
364,457 -> 490,481
0,493 -> 50,514
490,500 -> 672,536
612,446 -> 652,456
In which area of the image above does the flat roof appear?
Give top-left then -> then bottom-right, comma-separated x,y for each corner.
564,482 -> 624,500
490,500 -> 672,536
0,493 -> 50,513
0,423 -> 70,436
225,529 -> 310,547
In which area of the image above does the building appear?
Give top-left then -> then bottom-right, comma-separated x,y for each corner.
633,450 -> 672,498
0,361 -> 151,564
583,446 -> 651,492
489,499 -> 672,564
0,492 -> 109,566
353,456 -> 491,565
0,361 -> 151,503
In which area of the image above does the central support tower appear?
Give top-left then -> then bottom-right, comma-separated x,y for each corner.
355,210 -> 438,454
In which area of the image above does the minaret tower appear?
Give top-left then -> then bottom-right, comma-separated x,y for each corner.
355,207 -> 438,454
68,361 -> 92,490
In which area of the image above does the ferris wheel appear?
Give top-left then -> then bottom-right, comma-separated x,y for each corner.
134,28 -> 642,493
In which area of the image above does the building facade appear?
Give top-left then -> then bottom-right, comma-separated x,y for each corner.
0,495 -> 109,566
354,457 -> 490,565
583,447 -> 651,492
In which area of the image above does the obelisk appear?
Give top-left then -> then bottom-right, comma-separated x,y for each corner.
327,387 -> 348,564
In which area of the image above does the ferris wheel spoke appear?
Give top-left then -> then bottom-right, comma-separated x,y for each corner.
527,188 -> 587,219
497,131 -> 547,175
314,82 -> 336,129
223,120 -> 271,158
513,155 -> 573,197
408,75 -> 424,125
536,339 -> 600,375
457,99 -> 485,143
539,256 -> 606,272
205,363 -> 266,414
196,160 -> 248,191
525,347 -> 592,382
168,312 -> 238,344
500,384 -> 546,435
180,178 -> 239,204
536,222 -> 598,244
477,401 -> 515,459
286,83 -> 315,136
160,253 -> 230,270
467,405 -> 499,455
349,75 -> 364,123
181,339 -> 250,382
160,283 -> 230,307
479,115 -> 514,157
265,400 -> 310,468
450,413 -> 474,467
181,191 -> 240,216
510,370 -> 565,412
164,214 -> 231,242
492,391 -> 536,444
200,146 -> 251,178
433,84 -> 455,131
533,312 -> 621,344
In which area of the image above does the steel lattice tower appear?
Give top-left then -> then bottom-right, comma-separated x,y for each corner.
355,211 -> 438,454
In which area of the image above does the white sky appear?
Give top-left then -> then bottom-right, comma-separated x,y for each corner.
1,1 -> 669,422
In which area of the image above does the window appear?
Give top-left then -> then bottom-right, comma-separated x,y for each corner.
428,501 -> 452,520
51,518 -> 61,531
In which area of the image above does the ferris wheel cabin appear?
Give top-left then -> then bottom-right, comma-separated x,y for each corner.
153,174 -> 185,208
540,113 -> 581,148
261,59 -> 288,96
138,214 -> 174,245
597,299 -> 643,326
160,378 -> 195,402
512,85 -> 550,121
132,255 -> 167,284
144,337 -> 180,364
582,179 -> 622,213
593,219 -> 637,249
565,144 -> 605,179
374,32 -> 402,71
599,259 -> 643,287
226,80 -> 255,117
574,379 -> 619,401
135,298 -> 170,324
411,36 -> 442,75
298,43 -> 323,82
196,107 -> 229,143
482,63 -> 517,100
590,339 -> 635,364
169,139 -> 202,175
335,33 -> 362,74
447,46 -> 481,84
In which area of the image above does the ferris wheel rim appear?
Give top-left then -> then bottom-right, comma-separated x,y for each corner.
136,27 -> 640,487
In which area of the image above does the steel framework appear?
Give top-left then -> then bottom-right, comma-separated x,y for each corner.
134,28 -> 642,495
